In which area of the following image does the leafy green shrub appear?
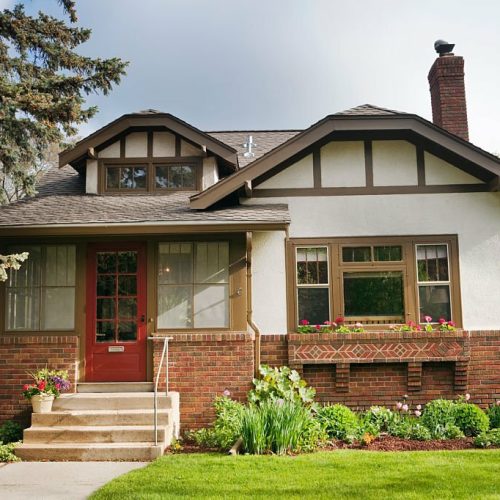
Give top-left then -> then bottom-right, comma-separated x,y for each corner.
0,421 -> 23,444
0,443 -> 20,462
453,402 -> 489,437
474,428 -> 500,448
248,365 -> 316,407
387,415 -> 413,439
316,404 -> 358,440
241,400 -> 321,455
189,396 -> 245,450
429,423 -> 464,440
361,406 -> 394,433
421,399 -> 456,436
409,424 -> 432,441
487,403 -> 500,429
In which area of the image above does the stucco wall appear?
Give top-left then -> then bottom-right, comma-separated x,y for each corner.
252,231 -> 288,334
247,192 -> 500,331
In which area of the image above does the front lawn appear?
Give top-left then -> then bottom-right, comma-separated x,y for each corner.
91,450 -> 500,499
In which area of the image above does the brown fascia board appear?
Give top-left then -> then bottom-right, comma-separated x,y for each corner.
190,114 -> 500,209
59,113 -> 238,168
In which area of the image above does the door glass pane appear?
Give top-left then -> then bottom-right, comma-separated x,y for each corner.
97,298 -> 115,319
194,284 -> 228,328
374,245 -> 402,262
419,285 -> 451,322
97,253 -> 117,274
343,271 -> 404,318
118,298 -> 137,319
342,246 -> 371,262
96,321 -> 115,342
6,288 -> 39,330
118,321 -> 137,341
118,252 -> 137,273
42,288 -> 75,330
157,285 -> 192,328
118,275 -> 136,296
97,275 -> 116,296
297,288 -> 329,325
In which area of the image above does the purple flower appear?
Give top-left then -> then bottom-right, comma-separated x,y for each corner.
222,389 -> 231,397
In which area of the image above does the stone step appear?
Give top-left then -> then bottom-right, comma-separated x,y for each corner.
23,425 -> 167,444
15,442 -> 163,461
77,382 -> 154,393
32,409 -> 170,427
53,392 -> 174,411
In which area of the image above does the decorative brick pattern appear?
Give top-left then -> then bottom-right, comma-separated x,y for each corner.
407,362 -> 423,392
289,331 -> 469,365
152,333 -> 254,429
0,336 -> 79,425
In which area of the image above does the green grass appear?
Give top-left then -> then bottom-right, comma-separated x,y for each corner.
91,450 -> 500,499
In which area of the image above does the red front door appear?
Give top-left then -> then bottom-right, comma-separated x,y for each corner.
86,243 -> 147,382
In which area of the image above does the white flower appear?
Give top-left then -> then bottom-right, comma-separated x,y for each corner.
465,393 -> 471,401
416,404 -> 422,410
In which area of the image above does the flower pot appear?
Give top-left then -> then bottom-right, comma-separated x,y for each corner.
31,394 -> 55,413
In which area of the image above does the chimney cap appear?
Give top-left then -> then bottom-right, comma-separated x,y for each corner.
434,39 -> 455,56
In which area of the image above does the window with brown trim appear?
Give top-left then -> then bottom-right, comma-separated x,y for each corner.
102,160 -> 200,193
289,236 -> 461,329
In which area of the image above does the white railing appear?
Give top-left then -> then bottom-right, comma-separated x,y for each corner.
148,336 -> 173,446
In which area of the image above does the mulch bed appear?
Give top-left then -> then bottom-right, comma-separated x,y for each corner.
333,435 -> 476,451
171,435 -> 494,454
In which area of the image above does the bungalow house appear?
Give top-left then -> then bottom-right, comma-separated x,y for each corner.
1,43 -> 499,460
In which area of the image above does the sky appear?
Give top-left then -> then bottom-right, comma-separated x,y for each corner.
3,0 -> 500,154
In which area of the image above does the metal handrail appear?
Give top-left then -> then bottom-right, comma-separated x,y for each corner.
148,336 -> 173,446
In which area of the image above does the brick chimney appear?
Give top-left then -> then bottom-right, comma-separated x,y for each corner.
428,40 -> 469,141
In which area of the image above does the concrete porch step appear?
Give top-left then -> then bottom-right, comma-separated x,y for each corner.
77,382 -> 154,393
32,409 -> 170,427
53,392 -> 175,411
15,442 -> 163,461
23,425 -> 167,444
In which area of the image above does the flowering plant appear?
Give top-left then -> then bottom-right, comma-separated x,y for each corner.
22,368 -> 71,400
389,316 -> 456,333
297,318 -> 365,334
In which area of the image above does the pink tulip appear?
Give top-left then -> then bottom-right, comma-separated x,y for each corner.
402,404 -> 409,412
396,402 -> 403,410
424,315 -> 432,323
223,389 -> 231,397
465,393 -> 471,401
415,410 -> 421,417
416,404 -> 422,410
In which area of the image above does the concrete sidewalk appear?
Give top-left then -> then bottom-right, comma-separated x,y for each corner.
0,461 -> 147,500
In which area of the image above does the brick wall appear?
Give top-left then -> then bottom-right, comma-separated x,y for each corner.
152,333 -> 254,429
261,335 -> 288,366
0,336 -> 79,425
469,331 -> 500,406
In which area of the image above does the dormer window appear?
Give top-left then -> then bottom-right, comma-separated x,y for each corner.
102,160 -> 200,193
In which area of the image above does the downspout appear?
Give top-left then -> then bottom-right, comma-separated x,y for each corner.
246,231 -> 261,377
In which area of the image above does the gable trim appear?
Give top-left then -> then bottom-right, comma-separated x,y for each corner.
190,115 -> 500,209
60,114 -> 238,169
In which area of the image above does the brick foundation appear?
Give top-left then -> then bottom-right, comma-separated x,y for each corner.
0,335 -> 79,425
1,331 -> 498,429
152,333 -> 254,429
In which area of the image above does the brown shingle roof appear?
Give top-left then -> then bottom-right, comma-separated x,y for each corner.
208,130 -> 301,168
335,104 -> 408,116
0,167 -> 288,227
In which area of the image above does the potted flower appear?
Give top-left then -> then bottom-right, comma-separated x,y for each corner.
22,368 -> 71,413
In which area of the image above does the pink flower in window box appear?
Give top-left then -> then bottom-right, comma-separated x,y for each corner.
424,315 -> 432,323
300,319 -> 309,326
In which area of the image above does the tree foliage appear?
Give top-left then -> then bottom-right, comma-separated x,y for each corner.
0,0 -> 128,203
0,252 -> 28,282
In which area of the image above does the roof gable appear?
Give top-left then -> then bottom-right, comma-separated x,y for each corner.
60,111 -> 238,169
190,108 -> 500,209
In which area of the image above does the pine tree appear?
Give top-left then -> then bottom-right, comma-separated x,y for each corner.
0,0 -> 128,204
